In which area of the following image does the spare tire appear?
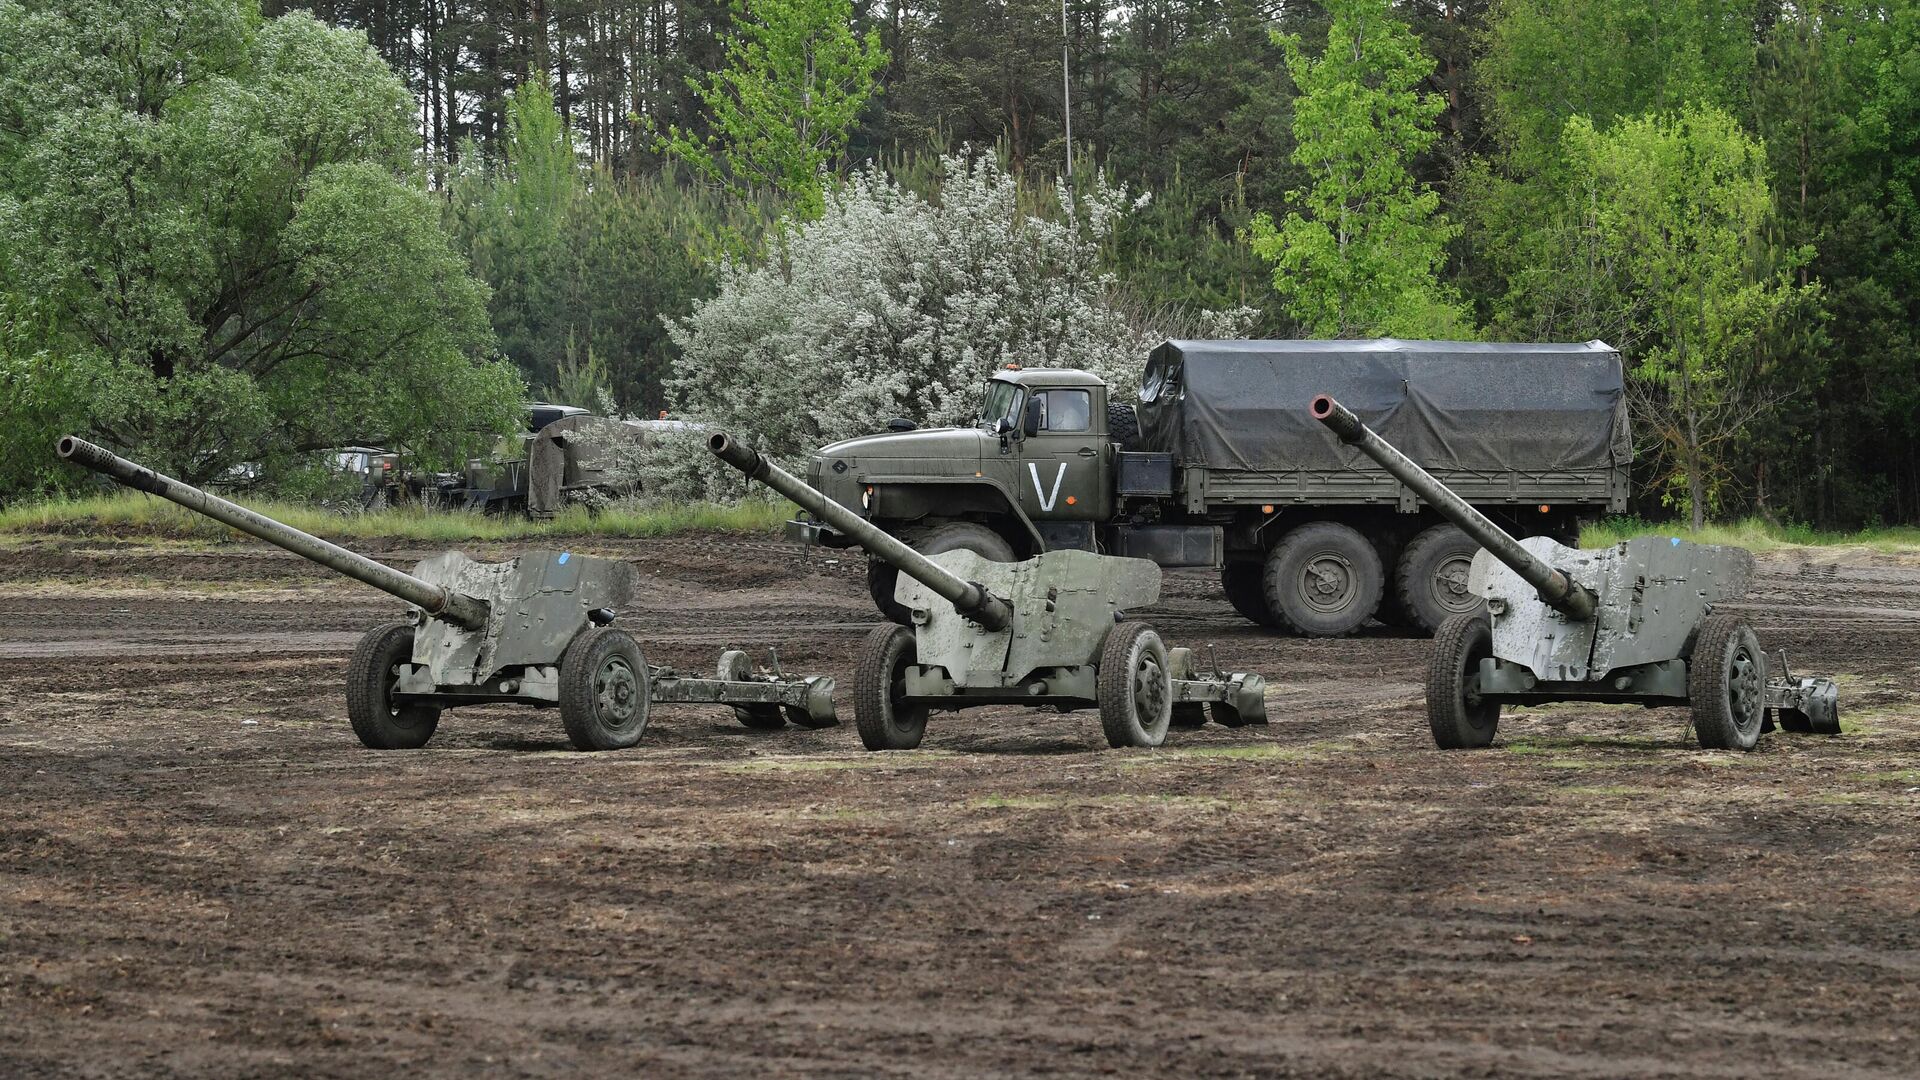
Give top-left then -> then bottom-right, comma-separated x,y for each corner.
1108,402 -> 1141,451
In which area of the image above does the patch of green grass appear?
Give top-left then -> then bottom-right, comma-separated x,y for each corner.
971,793 -> 1230,811
1854,769 -> 1920,784
0,492 -> 791,543
722,756 -> 906,773
1581,514 -> 1920,554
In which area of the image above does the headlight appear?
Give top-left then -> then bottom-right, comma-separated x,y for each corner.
861,485 -> 872,509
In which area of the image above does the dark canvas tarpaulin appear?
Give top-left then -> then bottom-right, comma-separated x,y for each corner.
1134,339 -> 1629,475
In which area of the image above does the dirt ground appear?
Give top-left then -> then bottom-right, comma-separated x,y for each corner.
2,533 -> 1916,1079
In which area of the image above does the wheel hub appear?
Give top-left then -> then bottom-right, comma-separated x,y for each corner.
1132,653 -> 1166,723
596,657 -> 640,726
1729,647 -> 1762,727
1302,553 -> 1355,612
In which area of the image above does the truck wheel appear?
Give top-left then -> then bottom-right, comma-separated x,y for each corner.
559,627 -> 651,751
346,623 -> 440,750
1688,613 -> 1767,751
1098,622 -> 1173,749
853,624 -> 929,750
1262,522 -> 1384,637
1428,614 -> 1499,749
1396,525 -> 1486,634
871,523 -> 1017,624
1220,561 -> 1279,627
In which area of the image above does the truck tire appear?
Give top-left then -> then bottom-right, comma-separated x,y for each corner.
853,624 -> 930,750
346,623 -> 440,750
1262,521 -> 1384,637
1220,561 -> 1279,627
1108,402 -> 1141,451
1098,621 -> 1173,748
870,523 -> 1016,624
1688,613 -> 1767,751
1396,525 -> 1487,634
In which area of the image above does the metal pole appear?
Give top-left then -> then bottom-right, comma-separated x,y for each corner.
1061,0 -> 1073,180
1308,396 -> 1597,621
56,436 -> 489,629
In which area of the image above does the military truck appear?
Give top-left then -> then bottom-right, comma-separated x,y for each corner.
788,339 -> 1631,637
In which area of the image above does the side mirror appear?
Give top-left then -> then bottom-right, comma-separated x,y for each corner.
1022,397 -> 1044,438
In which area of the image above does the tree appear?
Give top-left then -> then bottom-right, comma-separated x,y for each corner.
448,80 -> 773,414
651,154 -> 1251,499
0,0 -> 522,490
652,0 -> 888,211
1244,0 -> 1471,338
1563,106 -> 1812,530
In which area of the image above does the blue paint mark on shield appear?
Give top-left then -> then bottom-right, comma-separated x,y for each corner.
559,552 -> 571,564
1670,537 -> 1681,546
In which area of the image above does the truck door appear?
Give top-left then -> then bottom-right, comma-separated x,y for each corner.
1018,387 -> 1108,521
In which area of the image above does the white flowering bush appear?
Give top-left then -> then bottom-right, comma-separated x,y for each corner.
645,153 -> 1252,501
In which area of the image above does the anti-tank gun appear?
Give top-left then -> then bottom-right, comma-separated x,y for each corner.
57,436 -> 835,750
1307,397 -> 1839,750
708,432 -> 1267,750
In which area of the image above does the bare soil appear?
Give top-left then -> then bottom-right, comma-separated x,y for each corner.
2,535 -> 1917,1078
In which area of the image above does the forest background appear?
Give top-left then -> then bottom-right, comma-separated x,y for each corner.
2,0 -> 1916,530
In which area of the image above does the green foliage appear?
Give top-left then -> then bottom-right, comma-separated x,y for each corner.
1580,515 -> 1920,555
448,80 -> 773,415
1561,107 -> 1812,529
0,492 -> 793,542
652,0 -> 888,212
1245,0 -> 1472,338
0,0 -> 521,492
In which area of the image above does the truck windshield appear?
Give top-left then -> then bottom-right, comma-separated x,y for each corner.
980,380 -> 1021,430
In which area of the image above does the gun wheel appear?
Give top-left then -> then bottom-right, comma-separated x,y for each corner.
346,623 -> 440,750
1428,614 -> 1499,749
1098,621 -> 1173,749
1689,613 -> 1767,751
853,624 -> 929,750
560,627 -> 651,751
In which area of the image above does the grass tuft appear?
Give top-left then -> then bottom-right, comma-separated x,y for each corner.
1581,515 -> 1920,554
0,492 -> 791,543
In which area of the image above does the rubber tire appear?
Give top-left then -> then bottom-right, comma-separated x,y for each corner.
1108,402 -> 1141,451
1397,525 -> 1486,634
1221,561 -> 1279,628
1427,614 -> 1500,749
870,523 -> 1017,624
734,705 -> 786,730
1689,613 -> 1767,751
346,623 -> 441,750
1262,521 -> 1385,637
853,624 -> 929,750
1098,621 -> 1173,749
559,626 -> 651,751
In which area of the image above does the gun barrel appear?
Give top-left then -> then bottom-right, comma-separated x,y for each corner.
57,436 -> 488,629
707,433 -> 1011,631
1308,395 -> 1596,621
